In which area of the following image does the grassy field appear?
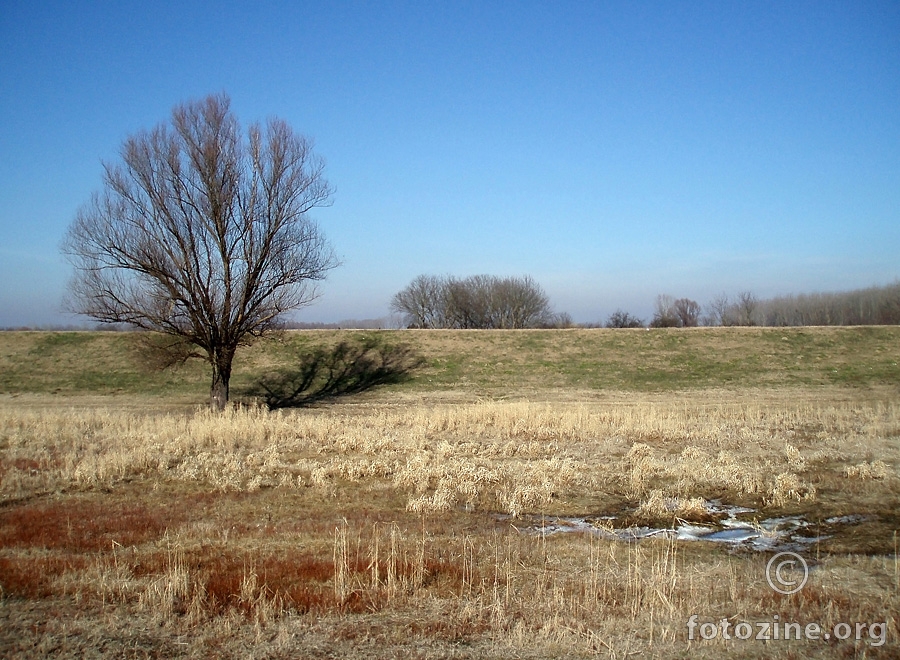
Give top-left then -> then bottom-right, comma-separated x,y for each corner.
0,327 -> 898,658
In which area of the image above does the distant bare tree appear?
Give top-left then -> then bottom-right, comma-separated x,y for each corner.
673,298 -> 701,327
736,291 -> 759,326
62,93 -> 337,410
704,293 -> 731,326
390,274 -> 446,328
650,294 -> 680,328
452,275 -> 496,329
876,283 -> 900,324
606,310 -> 644,328
443,276 -> 483,329
491,275 -> 552,328
392,274 -> 554,329
545,311 -> 575,329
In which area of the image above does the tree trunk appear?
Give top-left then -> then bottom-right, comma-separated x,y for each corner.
209,348 -> 234,411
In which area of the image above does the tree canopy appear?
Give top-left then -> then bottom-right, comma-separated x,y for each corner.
63,93 -> 337,409
391,274 -> 555,329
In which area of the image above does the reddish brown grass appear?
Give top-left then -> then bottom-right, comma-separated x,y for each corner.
0,499 -> 174,552
0,555 -> 88,598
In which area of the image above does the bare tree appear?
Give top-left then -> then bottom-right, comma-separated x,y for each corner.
545,311 -> 575,329
650,294 -> 680,328
673,298 -> 701,327
391,274 -> 555,329
442,277 -> 479,329
605,310 -> 644,328
447,275 -> 494,329
390,274 -> 446,328
704,293 -> 731,326
491,275 -> 552,328
62,94 -> 338,410
736,291 -> 758,326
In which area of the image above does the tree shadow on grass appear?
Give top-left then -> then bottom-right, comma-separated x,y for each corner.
246,335 -> 426,409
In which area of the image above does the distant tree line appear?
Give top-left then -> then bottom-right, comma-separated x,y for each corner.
710,282 -> 900,327
603,282 -> 900,329
392,278 -> 900,331
391,274 -> 567,329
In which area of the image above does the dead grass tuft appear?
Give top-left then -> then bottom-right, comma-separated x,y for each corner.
767,472 -> 817,506
845,460 -> 889,480
635,489 -> 709,523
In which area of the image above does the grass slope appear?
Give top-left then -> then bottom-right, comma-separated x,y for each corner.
1,326 -> 898,401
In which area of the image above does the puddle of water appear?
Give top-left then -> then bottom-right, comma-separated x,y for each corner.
514,499 -> 849,554
825,514 -> 866,525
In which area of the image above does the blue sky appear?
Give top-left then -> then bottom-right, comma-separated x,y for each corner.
1,1 -> 898,326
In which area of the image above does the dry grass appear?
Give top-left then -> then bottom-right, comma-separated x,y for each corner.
1,391 -> 898,657
1,327 -> 899,657
3,394 -> 896,515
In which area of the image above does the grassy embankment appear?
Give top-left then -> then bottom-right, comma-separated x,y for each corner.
0,327 -> 898,658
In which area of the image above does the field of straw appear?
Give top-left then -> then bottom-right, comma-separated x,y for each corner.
0,328 -> 898,658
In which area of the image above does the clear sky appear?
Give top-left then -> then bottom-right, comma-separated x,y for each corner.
1,1 -> 898,326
